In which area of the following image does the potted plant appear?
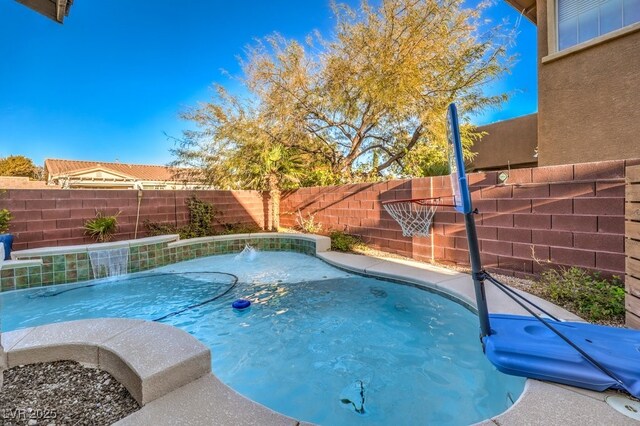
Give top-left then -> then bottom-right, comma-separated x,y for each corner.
84,211 -> 120,243
0,208 -> 13,260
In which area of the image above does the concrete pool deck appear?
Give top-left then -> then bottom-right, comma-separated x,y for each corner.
2,249 -> 637,425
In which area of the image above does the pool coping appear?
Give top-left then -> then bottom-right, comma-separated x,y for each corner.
165,232 -> 331,252
0,259 -> 43,270
9,235 -> 181,259
1,247 -> 635,425
1,318 -> 211,406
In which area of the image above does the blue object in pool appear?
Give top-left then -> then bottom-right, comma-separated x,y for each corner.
232,299 -> 251,310
484,314 -> 640,398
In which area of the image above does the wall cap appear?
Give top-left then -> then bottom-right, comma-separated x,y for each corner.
0,259 -> 43,270
11,235 -> 180,260
167,232 -> 331,253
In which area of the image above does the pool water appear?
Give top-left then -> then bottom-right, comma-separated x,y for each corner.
0,252 -> 524,425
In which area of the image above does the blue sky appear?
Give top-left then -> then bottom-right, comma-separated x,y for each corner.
0,0 -> 537,167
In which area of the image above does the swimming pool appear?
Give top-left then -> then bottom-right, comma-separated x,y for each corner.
1,251 -> 524,425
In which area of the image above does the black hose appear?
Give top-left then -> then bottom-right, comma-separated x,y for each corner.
28,271 -> 241,323
152,273 -> 238,322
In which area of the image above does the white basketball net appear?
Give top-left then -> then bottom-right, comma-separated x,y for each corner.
383,199 -> 440,237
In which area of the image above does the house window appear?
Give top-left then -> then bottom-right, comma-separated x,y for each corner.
557,0 -> 640,50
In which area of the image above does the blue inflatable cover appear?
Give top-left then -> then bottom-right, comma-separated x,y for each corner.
483,314 -> 640,398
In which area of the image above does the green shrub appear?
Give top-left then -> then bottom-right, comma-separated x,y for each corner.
532,267 -> 625,323
219,222 -> 263,235
144,196 -> 268,239
181,196 -> 219,238
144,196 -> 219,239
0,208 -> 12,234
330,231 -> 365,252
84,211 -> 119,242
143,220 -> 177,237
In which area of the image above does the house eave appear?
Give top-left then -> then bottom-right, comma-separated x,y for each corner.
15,0 -> 74,24
504,0 -> 537,25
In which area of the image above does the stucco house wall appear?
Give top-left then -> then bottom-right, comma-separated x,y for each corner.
471,114 -> 538,171
536,0 -> 640,166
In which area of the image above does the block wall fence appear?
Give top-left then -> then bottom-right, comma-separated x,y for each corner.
625,165 -> 640,328
281,159 -> 637,281
1,159 -> 635,282
0,189 -> 266,251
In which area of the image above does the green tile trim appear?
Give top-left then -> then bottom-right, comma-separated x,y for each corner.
1,235 -> 318,292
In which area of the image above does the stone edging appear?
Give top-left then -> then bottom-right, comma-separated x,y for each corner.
166,232 -> 331,252
0,259 -> 43,271
10,235 -> 181,259
1,318 -> 210,406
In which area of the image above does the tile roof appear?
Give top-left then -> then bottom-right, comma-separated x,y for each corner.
44,159 -> 185,182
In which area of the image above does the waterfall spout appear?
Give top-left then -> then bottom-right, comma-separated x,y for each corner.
88,247 -> 130,279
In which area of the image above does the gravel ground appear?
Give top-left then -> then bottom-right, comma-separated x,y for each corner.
0,361 -> 139,426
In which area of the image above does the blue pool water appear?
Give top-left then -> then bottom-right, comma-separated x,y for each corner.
1,252 -> 524,425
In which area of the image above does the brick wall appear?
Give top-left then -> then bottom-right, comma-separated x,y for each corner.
1,189 -> 266,251
282,160 -> 634,279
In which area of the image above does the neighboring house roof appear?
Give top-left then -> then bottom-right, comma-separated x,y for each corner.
504,0 -> 537,24
44,159 -> 185,182
16,0 -> 74,24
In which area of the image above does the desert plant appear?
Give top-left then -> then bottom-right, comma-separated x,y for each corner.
329,231 -> 365,252
84,211 -> 119,242
174,0 -> 511,185
0,209 -> 12,234
532,267 -> 625,323
144,196 -> 219,239
181,196 -> 219,238
296,210 -> 322,234
143,220 -> 177,237
219,222 -> 263,235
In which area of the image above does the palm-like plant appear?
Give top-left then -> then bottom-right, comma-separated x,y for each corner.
252,143 -> 305,230
234,133 -> 306,230
84,211 -> 119,242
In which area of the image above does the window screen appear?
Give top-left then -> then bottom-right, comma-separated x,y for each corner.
557,0 -> 640,50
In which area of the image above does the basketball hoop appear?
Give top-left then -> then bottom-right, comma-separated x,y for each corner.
382,197 -> 441,237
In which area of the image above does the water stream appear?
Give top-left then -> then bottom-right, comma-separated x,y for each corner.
88,247 -> 130,279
